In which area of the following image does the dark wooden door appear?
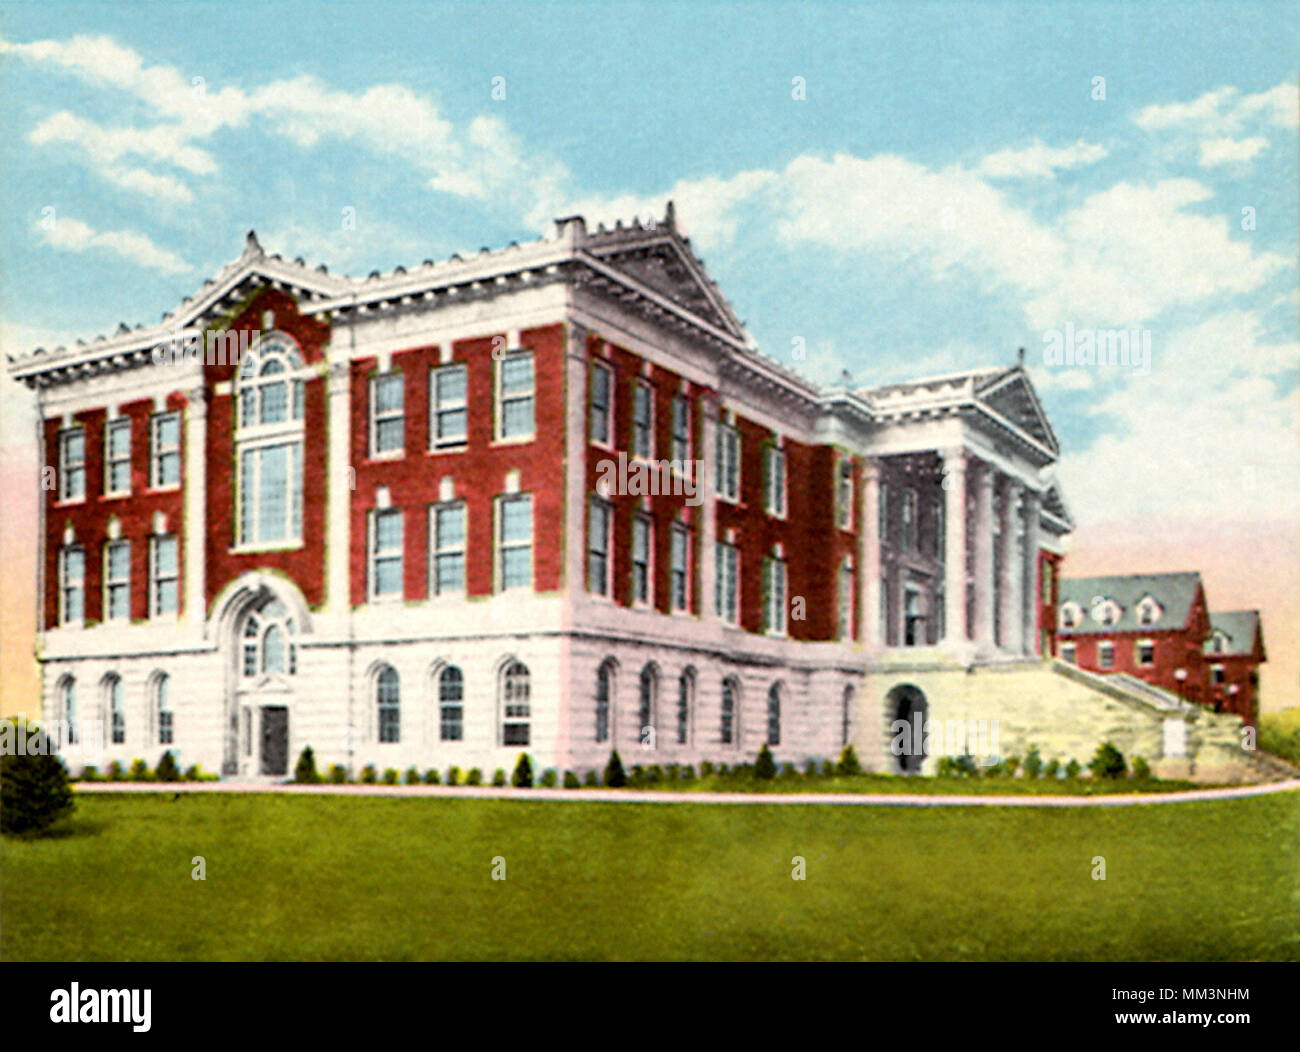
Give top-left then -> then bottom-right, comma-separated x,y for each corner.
260,706 -> 289,776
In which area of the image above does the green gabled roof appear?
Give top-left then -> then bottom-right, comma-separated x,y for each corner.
1205,611 -> 1263,658
1058,572 -> 1204,635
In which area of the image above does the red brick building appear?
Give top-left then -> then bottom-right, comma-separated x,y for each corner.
1204,611 -> 1266,725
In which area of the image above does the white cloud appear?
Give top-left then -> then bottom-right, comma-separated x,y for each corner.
977,139 -> 1109,179
1134,81 -> 1298,135
1197,135 -> 1269,166
34,216 -> 191,274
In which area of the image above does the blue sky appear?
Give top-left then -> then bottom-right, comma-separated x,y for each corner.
1,0 -> 1297,527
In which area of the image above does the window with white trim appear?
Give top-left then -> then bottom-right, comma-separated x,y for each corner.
239,442 -> 303,546
902,488 -> 918,550
439,666 -> 464,741
497,350 -> 534,440
716,423 -> 740,501
497,493 -> 533,591
1061,642 -> 1077,664
638,665 -> 656,746
765,554 -> 787,635
587,497 -> 612,596
59,428 -> 85,501
837,558 -> 854,640
765,445 -> 786,517
376,666 -> 401,743
766,683 -> 782,747
1211,664 -> 1226,685
105,418 -> 131,496
589,361 -> 612,444
715,540 -> 739,625
151,534 -> 178,616
837,458 -> 854,530
1059,601 -> 1082,630
61,677 -> 78,745
500,661 -> 531,746
676,670 -> 692,745
1098,641 -> 1115,669
241,599 -> 298,679
632,515 -> 652,606
60,546 -> 85,625
878,482 -> 890,543
371,373 -> 405,456
151,411 -> 180,488
431,364 -> 467,448
1136,639 -> 1155,667
104,541 -> 130,621
155,674 -> 173,745
720,678 -> 738,746
670,522 -> 691,612
633,381 -> 654,458
370,508 -> 404,599
430,501 -> 466,595
236,337 -> 305,548
107,674 -> 125,744
595,660 -> 613,743
671,395 -> 691,463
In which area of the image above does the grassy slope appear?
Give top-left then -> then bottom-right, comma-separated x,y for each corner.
1261,708 -> 1300,766
3,792 -> 1297,961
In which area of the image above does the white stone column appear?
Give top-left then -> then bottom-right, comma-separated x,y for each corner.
563,327 -> 590,598
184,385 -> 208,628
941,447 -> 968,647
699,396 -> 719,619
1021,487 -> 1042,656
998,478 -> 1022,654
860,458 -> 881,646
972,461 -> 995,649
326,361 -> 352,614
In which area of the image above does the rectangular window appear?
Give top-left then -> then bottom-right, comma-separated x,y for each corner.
766,557 -> 788,635
589,361 -> 612,444
498,493 -> 533,590
716,423 -> 740,501
765,446 -> 787,517
1098,642 -> 1115,669
932,498 -> 944,557
430,501 -> 466,595
1136,639 -> 1155,667
431,364 -> 467,448
714,541 -> 739,625
372,373 -> 405,455
151,534 -> 178,616
60,546 -> 85,624
879,577 -> 891,646
671,396 -> 691,464
105,418 -> 131,496
151,412 -> 181,488
105,540 -> 130,621
1211,664 -> 1226,685
59,428 -> 85,501
497,350 -> 535,440
878,482 -> 889,543
670,523 -> 691,612
370,508 -> 404,599
837,459 -> 854,530
1061,642 -> 1077,664
587,498 -> 611,596
838,560 -> 854,639
633,381 -> 654,458
902,488 -> 918,550
632,515 -> 652,605
239,442 -> 303,545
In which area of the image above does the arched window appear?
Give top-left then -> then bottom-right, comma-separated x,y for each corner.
501,661 -> 530,746
59,676 -> 78,745
721,678 -> 739,746
638,665 -> 657,748
240,598 -> 298,679
595,660 -> 614,744
766,683 -> 782,747
439,666 -> 463,741
105,674 -> 125,744
155,673 -> 173,745
841,685 -> 855,748
676,669 -> 693,746
236,335 -> 306,546
376,666 -> 400,743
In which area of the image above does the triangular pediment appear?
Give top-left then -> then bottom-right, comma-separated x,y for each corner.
976,371 -> 1059,454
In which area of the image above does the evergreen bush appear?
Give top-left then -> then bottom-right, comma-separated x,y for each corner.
155,751 -> 181,782
836,745 -> 863,777
604,750 -> 627,787
0,720 -> 74,835
293,746 -> 320,784
755,744 -> 777,780
1089,741 -> 1127,779
512,754 -> 534,788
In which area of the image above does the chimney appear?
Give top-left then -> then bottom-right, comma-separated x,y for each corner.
553,215 -> 586,243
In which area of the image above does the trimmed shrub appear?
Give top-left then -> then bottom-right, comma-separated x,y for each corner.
821,760 -> 835,777
604,750 -> 627,788
1064,759 -> 1082,779
804,759 -> 819,777
512,754 -> 534,788
128,758 -> 152,782
780,762 -> 797,779
1089,741 -> 1127,780
447,765 -> 462,787
1044,758 -> 1061,779
360,764 -> 378,784
381,768 -> 399,785
1131,755 -> 1152,780
755,744 -> 777,780
1003,756 -> 1021,778
404,766 -> 421,785
155,751 -> 181,783
718,763 -> 730,776
647,764 -> 664,784
183,764 -> 203,782
423,768 -> 441,784
666,763 -> 680,782
79,765 -> 99,782
491,768 -> 507,787
699,760 -> 714,778
539,768 -> 557,788
1023,746 -> 1043,778
1,720 -> 74,835
681,764 -> 696,781
466,767 -> 483,786
583,770 -> 599,787
293,746 -> 320,784
106,760 -> 124,782
836,745 -> 863,777
563,770 -> 581,789
328,764 -> 348,784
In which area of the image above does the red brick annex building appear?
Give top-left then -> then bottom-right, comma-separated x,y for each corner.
8,206 -> 1259,781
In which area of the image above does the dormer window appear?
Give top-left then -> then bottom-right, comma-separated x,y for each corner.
1059,601 -> 1082,630
1091,598 -> 1122,627
1210,633 -> 1226,654
1136,595 -> 1162,627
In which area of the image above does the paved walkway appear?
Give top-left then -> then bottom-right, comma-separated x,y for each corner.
74,778 -> 1300,807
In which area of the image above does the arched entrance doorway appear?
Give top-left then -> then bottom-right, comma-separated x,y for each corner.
886,683 -> 929,774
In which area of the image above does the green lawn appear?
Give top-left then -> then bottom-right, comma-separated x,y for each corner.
3,792 -> 1298,961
